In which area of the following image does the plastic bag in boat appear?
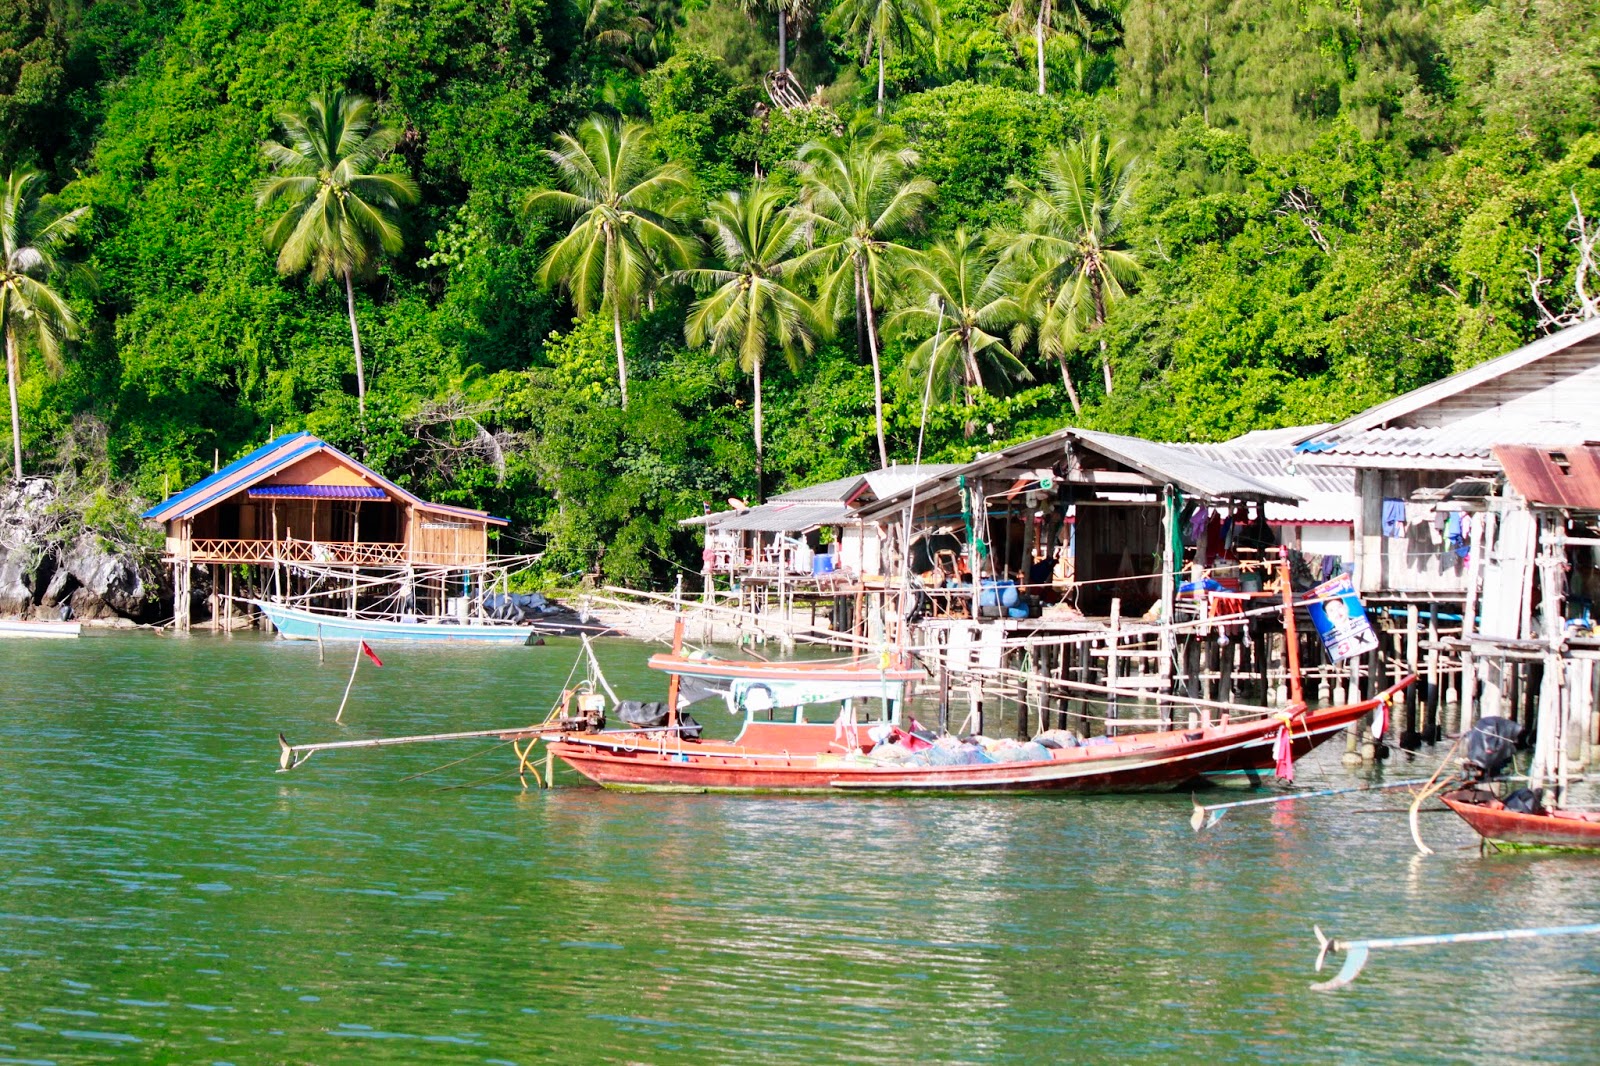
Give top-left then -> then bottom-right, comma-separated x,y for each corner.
1503,787 -> 1544,814
1462,717 -> 1521,781
615,701 -> 703,739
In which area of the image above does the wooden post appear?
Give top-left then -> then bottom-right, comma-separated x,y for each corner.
1278,546 -> 1305,708
1404,605 -> 1420,745
666,616 -> 685,731
1157,487 -> 1176,728
1106,597 -> 1122,738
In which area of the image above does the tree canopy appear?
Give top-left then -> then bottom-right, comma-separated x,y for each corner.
0,0 -> 1596,584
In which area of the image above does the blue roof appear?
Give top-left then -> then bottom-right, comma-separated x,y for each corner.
141,432 -> 506,526
141,432 -> 312,521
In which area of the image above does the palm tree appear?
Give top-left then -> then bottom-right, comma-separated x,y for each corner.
525,116 -> 695,408
676,183 -> 821,501
1005,0 -> 1106,95
577,0 -> 656,72
1,170 -> 89,481
740,0 -> 810,77
830,0 -> 938,117
795,125 -> 934,467
887,228 -> 1031,436
1006,132 -> 1138,414
257,90 -> 420,418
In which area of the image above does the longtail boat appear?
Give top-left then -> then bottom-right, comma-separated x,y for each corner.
545,681 -> 1412,793
0,619 -> 81,639
1441,790 -> 1600,850
547,550 -> 1415,794
252,599 -> 541,646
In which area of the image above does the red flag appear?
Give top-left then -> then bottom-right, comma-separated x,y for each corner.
360,641 -> 384,667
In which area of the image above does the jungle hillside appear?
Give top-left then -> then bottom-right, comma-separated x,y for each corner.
2,0 -> 1598,584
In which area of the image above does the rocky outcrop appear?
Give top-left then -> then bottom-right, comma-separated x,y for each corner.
0,476 -> 159,623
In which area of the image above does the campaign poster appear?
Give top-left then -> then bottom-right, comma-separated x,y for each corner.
1307,572 -> 1379,663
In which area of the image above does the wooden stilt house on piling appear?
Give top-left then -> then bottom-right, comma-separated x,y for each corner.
849,428 -> 1312,736
1294,315 -> 1600,753
142,432 -> 510,630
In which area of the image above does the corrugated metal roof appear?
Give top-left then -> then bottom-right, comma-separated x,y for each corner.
856,428 -> 1300,519
769,464 -> 962,503
1175,440 -> 1353,523
717,502 -> 849,532
1071,429 -> 1303,503
1300,420 -> 1592,466
861,464 -> 963,499
770,475 -> 863,503
247,485 -> 388,499
1296,316 -> 1600,449
1495,445 -> 1600,509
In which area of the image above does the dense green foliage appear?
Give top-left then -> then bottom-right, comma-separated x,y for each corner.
2,0 -> 1598,584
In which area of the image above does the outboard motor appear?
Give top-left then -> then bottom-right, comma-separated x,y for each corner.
1461,716 -> 1521,782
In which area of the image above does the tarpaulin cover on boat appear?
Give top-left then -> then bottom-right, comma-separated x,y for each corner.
616,701 -> 702,739
1463,717 -> 1522,780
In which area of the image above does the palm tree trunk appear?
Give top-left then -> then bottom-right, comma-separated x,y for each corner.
1036,0 -> 1047,95
1094,283 -> 1112,395
859,260 -> 888,468
5,327 -> 21,481
876,39 -> 886,118
753,354 -> 765,503
778,8 -> 788,76
963,336 -> 981,439
1058,355 -> 1082,417
344,270 -> 367,418
612,302 -> 630,408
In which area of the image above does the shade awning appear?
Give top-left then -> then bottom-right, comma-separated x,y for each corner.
247,485 -> 388,500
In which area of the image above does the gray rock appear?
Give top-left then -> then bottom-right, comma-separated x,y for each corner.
60,532 -> 149,618
0,476 -> 157,622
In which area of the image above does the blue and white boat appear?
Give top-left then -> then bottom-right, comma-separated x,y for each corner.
251,600 -> 540,646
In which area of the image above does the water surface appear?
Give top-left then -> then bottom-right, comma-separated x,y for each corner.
2,632 -> 1597,1063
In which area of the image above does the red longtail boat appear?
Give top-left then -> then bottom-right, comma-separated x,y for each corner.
547,549 -> 1416,794
1442,792 -> 1600,850
545,680 -> 1413,793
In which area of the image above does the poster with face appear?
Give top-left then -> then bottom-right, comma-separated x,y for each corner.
1307,572 -> 1379,663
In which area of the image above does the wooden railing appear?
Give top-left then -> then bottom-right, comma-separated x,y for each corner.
181,538 -> 409,565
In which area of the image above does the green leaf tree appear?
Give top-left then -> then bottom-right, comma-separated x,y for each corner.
887,227 -> 1031,436
526,116 -> 695,408
829,0 -> 939,117
796,124 -> 935,467
677,182 -> 821,500
257,89 -> 420,418
1,169 -> 88,481
1007,132 -> 1138,414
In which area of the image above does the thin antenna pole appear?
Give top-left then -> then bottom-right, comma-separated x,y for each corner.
897,300 -> 945,650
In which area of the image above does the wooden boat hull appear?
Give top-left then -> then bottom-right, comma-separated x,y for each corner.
252,600 -> 538,645
1442,795 -> 1600,850
0,619 -> 81,639
549,681 -> 1412,794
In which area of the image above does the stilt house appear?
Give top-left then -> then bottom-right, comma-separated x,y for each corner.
142,432 -> 508,628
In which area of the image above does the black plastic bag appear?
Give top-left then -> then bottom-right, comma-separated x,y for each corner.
1462,716 -> 1521,781
1503,787 -> 1544,815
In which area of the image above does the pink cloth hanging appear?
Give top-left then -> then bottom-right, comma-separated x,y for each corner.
1273,724 -> 1294,781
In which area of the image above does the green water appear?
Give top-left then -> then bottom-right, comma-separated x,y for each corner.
2,632 -> 1598,1064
